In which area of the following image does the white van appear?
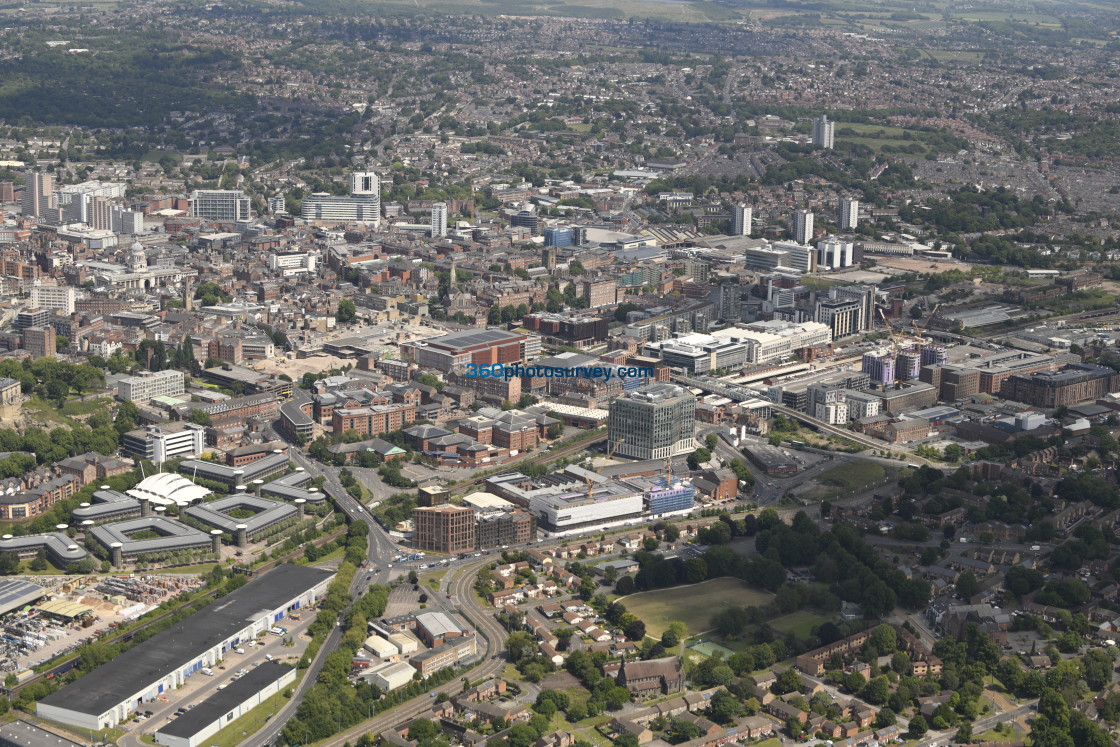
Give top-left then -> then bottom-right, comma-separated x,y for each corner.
201,668 -> 214,676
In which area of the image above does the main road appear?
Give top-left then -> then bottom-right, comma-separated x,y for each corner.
316,557 -> 510,747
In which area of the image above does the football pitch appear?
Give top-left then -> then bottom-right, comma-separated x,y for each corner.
620,577 -> 774,638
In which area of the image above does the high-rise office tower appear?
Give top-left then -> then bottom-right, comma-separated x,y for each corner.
732,204 -> 752,236
812,115 -> 835,150
21,172 -> 54,219
609,383 -> 697,461
839,198 -> 859,230
431,202 -> 448,238
793,209 -> 814,245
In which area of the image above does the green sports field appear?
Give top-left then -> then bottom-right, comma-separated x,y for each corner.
620,577 -> 774,638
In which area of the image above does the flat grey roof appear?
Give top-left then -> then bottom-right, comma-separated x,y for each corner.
72,489 -> 141,522
0,720 -> 82,747
40,564 -> 333,717
179,452 -> 289,485
184,495 -> 297,534
156,662 -> 294,739
420,328 -> 522,351
0,579 -> 45,616
0,533 -> 87,564
261,471 -> 326,504
90,516 -> 212,556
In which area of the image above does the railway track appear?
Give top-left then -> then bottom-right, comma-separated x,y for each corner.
318,559 -> 509,747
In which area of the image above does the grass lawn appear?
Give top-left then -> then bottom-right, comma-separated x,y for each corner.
619,577 -> 774,638
770,610 -> 829,638
206,675 -> 301,747
754,739 -> 782,747
148,563 -> 220,575
797,461 -> 890,502
424,568 -> 449,589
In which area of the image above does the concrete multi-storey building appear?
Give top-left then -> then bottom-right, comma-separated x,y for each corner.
582,279 -> 617,309
413,505 -> 476,553
30,283 -> 76,314
818,238 -> 854,270
812,115 -> 835,149
111,206 -> 144,235
122,423 -> 206,462
732,203 -> 752,236
609,383 -> 696,461
190,190 -> 250,221
431,202 -> 448,238
815,298 -> 860,339
117,370 -> 186,402
792,209 -> 814,245
268,251 -> 317,275
718,283 -> 740,322
829,285 -> 877,332
838,198 -> 859,229
301,193 -> 380,225
22,327 -> 55,359
21,172 -> 55,219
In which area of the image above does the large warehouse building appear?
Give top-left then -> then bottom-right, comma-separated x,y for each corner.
37,564 -> 333,730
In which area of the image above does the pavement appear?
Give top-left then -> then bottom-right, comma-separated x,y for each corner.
118,616 -> 316,747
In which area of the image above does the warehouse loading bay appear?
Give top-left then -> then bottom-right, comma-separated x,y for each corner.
132,611 -> 314,737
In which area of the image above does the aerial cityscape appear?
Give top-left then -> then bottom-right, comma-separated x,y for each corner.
0,0 -> 1116,745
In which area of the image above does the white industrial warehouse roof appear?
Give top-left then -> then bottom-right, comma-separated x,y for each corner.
127,472 -> 211,506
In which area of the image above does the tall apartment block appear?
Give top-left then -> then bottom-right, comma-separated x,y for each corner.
793,209 -> 814,245
23,327 -> 56,359
812,115 -> 835,149
732,204 -> 752,236
838,198 -> 859,230
21,172 -> 54,219
431,202 -> 448,238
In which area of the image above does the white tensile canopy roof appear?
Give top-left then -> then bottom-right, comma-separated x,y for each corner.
126,472 -> 211,507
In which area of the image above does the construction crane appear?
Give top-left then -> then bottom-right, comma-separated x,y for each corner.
910,303 -> 942,365
877,307 -> 905,354
586,438 -> 624,501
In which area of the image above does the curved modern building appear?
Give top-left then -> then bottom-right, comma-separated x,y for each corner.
260,470 -> 327,504
71,489 -> 142,524
178,452 -> 289,489
90,517 -> 214,565
183,495 -> 298,546
0,532 -> 87,567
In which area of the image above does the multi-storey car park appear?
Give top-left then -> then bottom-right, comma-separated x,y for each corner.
37,564 -> 334,731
